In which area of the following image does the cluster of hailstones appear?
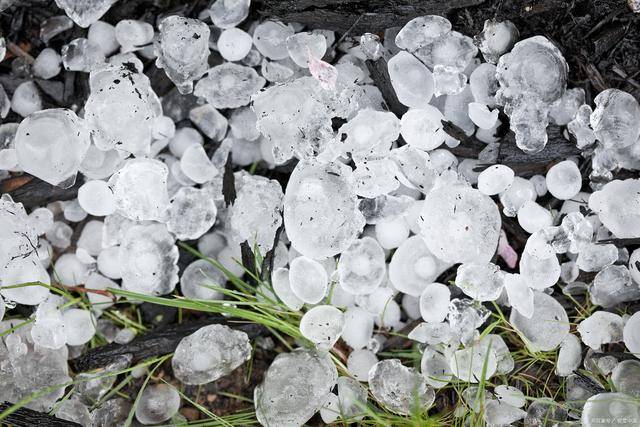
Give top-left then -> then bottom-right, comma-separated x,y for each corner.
0,0 -> 639,424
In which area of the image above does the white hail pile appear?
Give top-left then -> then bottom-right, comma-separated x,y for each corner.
0,0 -> 639,426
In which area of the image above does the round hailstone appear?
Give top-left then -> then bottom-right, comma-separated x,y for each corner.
347,349 -> 378,382
375,216 -> 410,250
623,311 -> 640,357
389,235 -> 451,296
419,283 -> 450,323
420,347 -> 453,388
180,259 -> 226,300
368,359 -> 435,415
517,201 -> 552,233
171,324 -> 251,385
299,305 -> 345,350
499,177 -> 537,216
14,108 -> 90,187
590,89 -> 640,149
252,21 -> 294,60
62,308 -> 96,346
341,306 -> 374,350
254,349 -> 337,427
31,301 -> 66,349
477,164 -> 515,195
450,339 -> 497,383
588,179 -> 640,238
455,262 -> 505,302
581,393 -> 640,427
209,0 -> 250,28
114,20 -> 153,52
395,15 -> 451,51
420,183 -> 501,264
167,187 -> 217,240
611,360 -> 640,397
510,291 -> 569,352
546,160 -> 581,200
577,311 -> 624,350
629,249 -> 640,284
217,28 -> 253,61
289,256 -> 328,304
320,393 -> 340,424
399,106 -> 446,151
387,51 -> 434,109
54,253 -> 89,285
271,267 -> 303,311
284,161 -> 365,260
337,376 -> 368,420
77,180 -> 115,216
338,237 -> 386,295
519,247 -> 561,290
135,384 -> 181,425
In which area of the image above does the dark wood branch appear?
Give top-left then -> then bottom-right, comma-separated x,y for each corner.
445,120 -> 581,177
0,402 -> 82,427
2,175 -> 83,209
70,318 -> 266,372
365,57 -> 407,116
257,0 -> 485,33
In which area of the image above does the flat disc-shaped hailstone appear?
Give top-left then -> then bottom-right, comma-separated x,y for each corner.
368,359 -> 435,415
167,186 -> 217,240
581,393 -> 640,427
589,179 -> 640,238
510,291 -> 569,352
283,161 -> 365,260
389,235 -> 451,296
455,262 -> 505,302
194,63 -> 265,109
255,349 -> 337,427
14,108 -> 90,188
299,305 -> 345,350
338,236 -> 386,295
420,183 -> 501,264
171,324 -> 251,385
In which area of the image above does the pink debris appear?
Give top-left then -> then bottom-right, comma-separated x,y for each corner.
498,229 -> 518,268
308,47 -> 337,90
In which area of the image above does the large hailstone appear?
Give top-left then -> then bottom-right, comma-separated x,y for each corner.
338,237 -> 386,295
167,187 -> 217,240
455,262 -> 505,301
255,349 -> 337,427
194,63 -> 265,109
14,109 -> 90,187
420,183 -> 501,264
171,324 -> 251,385
577,311 -> 624,350
368,359 -> 435,415
510,291 -> 569,352
450,338 -> 498,383
119,223 -> 179,295
155,16 -> 210,94
581,393 -> 640,427
623,311 -> 640,357
228,175 -> 283,254
0,320 -> 71,412
387,51 -> 434,109
495,36 -> 568,152
590,89 -> 640,149
108,158 -> 171,222
589,179 -> 640,238
283,161 -> 365,259
84,66 -> 161,156
389,235 -> 451,296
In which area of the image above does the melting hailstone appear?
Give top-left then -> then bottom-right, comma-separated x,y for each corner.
337,236 -> 386,295
299,305 -> 345,350
368,359 -> 435,415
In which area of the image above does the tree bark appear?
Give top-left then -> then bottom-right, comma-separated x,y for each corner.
257,0 -> 486,33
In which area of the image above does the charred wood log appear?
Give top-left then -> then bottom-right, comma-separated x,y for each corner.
70,318 -> 266,372
0,402 -> 82,427
2,175 -> 83,209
